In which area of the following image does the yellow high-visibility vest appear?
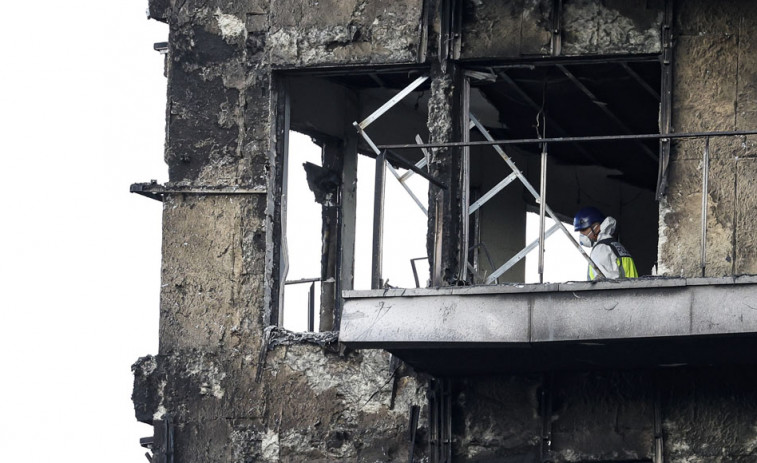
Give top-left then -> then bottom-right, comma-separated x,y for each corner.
589,239 -> 638,280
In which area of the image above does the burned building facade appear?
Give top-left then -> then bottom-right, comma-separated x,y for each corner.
132,1 -> 757,461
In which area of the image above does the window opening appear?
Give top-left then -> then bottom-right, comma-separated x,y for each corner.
276,68 -> 432,329
353,155 -> 429,289
463,59 -> 663,283
282,131 -> 323,332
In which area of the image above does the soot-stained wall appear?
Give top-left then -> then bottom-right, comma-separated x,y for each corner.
659,0 -> 757,277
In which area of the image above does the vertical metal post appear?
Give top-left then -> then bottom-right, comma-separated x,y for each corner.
307,282 -> 315,332
700,137 -> 710,277
654,387 -> 664,463
428,380 -> 441,463
539,376 -> 553,462
372,151 -> 387,289
550,0 -> 563,56
336,131 -> 359,330
459,77 -> 471,282
538,143 -> 548,283
444,379 -> 452,463
657,0 -> 674,200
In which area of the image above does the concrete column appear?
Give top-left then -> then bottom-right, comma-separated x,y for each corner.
427,62 -> 466,286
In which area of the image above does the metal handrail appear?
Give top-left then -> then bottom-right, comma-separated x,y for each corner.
377,129 -> 757,151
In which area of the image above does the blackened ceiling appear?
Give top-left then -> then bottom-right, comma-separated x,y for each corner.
300,58 -> 661,191
470,59 -> 661,190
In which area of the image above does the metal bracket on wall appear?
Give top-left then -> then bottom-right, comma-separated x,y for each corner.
130,181 -> 266,202
141,415 -> 174,463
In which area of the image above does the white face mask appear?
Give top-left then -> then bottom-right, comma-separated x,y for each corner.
579,234 -> 593,248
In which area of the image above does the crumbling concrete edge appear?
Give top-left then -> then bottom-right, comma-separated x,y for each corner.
256,326 -> 340,381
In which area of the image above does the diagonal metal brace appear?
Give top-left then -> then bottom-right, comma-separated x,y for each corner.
387,162 -> 428,215
357,76 -> 429,130
399,134 -> 431,182
486,224 -> 559,284
384,149 -> 446,189
468,171 -> 518,215
353,122 -> 447,189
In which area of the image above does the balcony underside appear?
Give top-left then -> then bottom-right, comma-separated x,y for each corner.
340,276 -> 757,376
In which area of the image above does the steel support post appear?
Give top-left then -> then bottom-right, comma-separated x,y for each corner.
308,282 -> 315,332
654,387 -> 664,463
372,151 -> 387,289
700,137 -> 710,277
657,0 -> 674,199
538,144 -> 548,283
460,77 -> 471,282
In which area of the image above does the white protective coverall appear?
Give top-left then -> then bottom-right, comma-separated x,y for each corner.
589,216 -> 623,279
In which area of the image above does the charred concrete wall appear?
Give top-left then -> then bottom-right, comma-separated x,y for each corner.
659,0 -> 757,277
137,0 -> 431,461
460,0 -> 663,59
134,337 -> 428,461
134,0 -> 757,462
449,367 -> 757,462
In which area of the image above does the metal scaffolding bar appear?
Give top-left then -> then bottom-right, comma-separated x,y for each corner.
398,137 -> 429,181
470,113 -> 605,278
485,224 -> 560,284
410,257 -> 428,288
620,62 -> 660,100
468,172 -> 518,215
387,162 -> 428,215
357,76 -> 428,130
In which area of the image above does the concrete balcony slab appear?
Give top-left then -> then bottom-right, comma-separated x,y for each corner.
340,277 -> 757,374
